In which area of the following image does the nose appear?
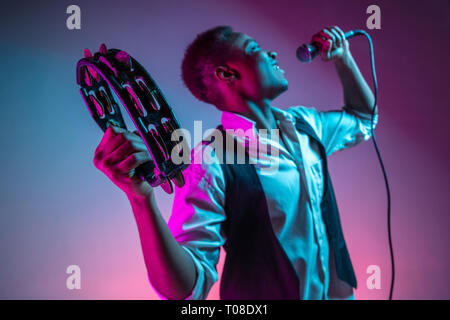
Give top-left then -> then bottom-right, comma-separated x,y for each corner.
268,51 -> 277,59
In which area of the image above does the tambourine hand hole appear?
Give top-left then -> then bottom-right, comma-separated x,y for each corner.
150,90 -> 162,111
148,124 -> 170,161
161,117 -> 171,134
136,79 -> 161,112
99,89 -> 114,114
124,84 -> 147,117
89,94 -> 105,118
162,118 -> 184,156
142,89 -> 159,111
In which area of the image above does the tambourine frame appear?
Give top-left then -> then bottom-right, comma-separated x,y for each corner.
76,47 -> 188,192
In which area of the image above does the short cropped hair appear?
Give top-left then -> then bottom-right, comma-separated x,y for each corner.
181,26 -> 240,105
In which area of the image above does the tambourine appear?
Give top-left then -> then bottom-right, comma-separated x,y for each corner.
76,43 -> 189,194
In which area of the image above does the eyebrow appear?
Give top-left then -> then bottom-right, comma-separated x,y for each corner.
243,38 -> 258,50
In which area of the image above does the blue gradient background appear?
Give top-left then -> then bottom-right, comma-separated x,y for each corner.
0,0 -> 449,299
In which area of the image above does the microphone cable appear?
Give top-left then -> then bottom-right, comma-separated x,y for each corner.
356,30 -> 394,300
297,29 -> 394,300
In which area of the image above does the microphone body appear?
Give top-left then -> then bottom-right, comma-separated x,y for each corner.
296,29 -> 365,63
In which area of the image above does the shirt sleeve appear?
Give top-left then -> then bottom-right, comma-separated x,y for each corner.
154,142 -> 226,300
287,105 -> 378,156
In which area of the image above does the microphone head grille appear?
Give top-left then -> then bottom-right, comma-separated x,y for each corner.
296,44 -> 316,63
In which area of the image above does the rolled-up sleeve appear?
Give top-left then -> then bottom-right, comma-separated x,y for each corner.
288,105 -> 378,156
155,143 -> 226,300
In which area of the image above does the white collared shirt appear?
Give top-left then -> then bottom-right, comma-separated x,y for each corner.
154,105 -> 377,300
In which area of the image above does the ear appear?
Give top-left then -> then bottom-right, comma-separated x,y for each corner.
215,66 -> 239,82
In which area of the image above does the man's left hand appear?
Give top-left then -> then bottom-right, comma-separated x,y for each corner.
311,26 -> 351,62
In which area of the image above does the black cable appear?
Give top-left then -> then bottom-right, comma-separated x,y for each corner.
357,30 -> 394,300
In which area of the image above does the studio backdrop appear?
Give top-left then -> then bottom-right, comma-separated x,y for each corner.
0,0 -> 449,299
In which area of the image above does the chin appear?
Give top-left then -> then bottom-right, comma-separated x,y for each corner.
280,79 -> 288,91
269,80 -> 288,99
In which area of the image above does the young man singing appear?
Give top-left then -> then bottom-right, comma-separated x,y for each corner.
93,25 -> 378,300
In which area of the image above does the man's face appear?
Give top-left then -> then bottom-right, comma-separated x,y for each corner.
224,32 -> 289,101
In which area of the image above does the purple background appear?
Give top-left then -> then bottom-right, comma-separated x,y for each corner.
0,0 -> 449,299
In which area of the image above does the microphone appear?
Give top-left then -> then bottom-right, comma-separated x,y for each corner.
296,29 -> 366,63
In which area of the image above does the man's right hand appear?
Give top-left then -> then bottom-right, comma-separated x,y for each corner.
93,123 -> 154,199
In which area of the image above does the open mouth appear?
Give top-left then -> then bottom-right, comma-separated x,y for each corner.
272,62 -> 284,73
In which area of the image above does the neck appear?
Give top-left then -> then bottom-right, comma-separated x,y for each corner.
234,98 -> 277,131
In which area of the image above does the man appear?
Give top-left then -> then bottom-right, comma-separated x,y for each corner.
93,25 -> 378,300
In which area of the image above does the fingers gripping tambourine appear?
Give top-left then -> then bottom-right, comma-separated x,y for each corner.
76,43 -> 189,194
